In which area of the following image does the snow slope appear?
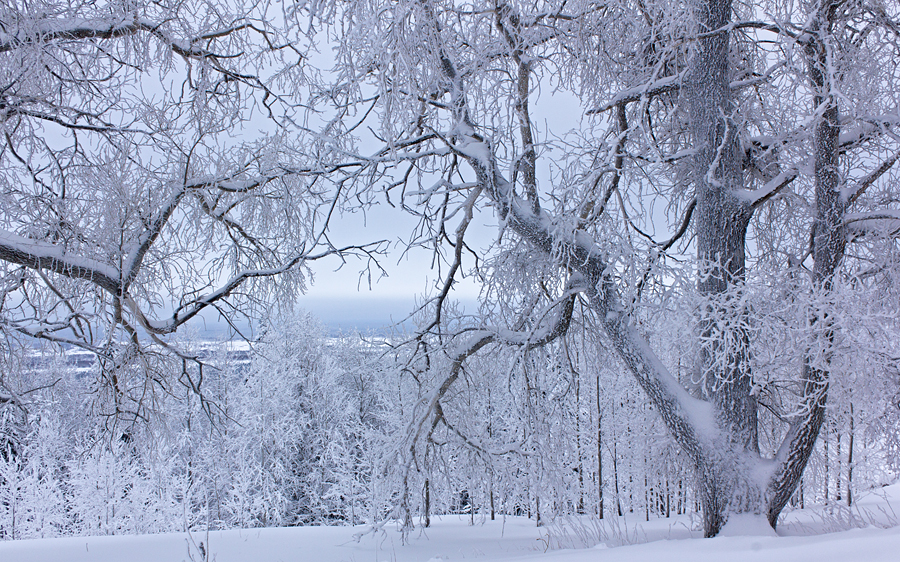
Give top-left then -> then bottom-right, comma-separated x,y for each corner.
3,484 -> 899,562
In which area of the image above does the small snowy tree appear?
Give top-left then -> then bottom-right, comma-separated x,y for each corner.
0,412 -> 68,539
222,311 -> 381,526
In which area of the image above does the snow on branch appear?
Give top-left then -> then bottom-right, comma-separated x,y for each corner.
734,168 -> 799,208
132,241 -> 387,335
1,167 -> 305,300
838,117 -> 900,152
842,148 -> 900,205
5,321 -> 109,357
0,15 -> 252,59
0,230 -> 121,295
2,106 -> 143,134
588,72 -> 685,115
844,210 -> 900,237
0,16 -> 156,53
589,60 -> 785,115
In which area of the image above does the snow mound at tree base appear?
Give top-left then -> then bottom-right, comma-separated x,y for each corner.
719,513 -> 778,537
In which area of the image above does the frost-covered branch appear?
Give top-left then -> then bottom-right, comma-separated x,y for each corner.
0,231 -> 121,295
734,168 -> 800,208
413,5 -> 717,464
589,58 -> 785,114
844,210 -> 900,237
0,15 -> 262,60
131,241 -> 386,335
842,148 -> 900,205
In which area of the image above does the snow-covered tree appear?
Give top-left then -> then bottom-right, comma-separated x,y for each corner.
221,311 -> 385,526
0,1 -> 384,418
2,0 -> 899,540
297,0 -> 900,536
0,411 -> 67,539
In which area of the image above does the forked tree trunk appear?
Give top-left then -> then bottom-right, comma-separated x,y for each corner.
426,0 -> 842,537
681,0 -> 846,536
686,0 -> 763,536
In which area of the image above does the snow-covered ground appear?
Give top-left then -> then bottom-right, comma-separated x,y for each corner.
3,483 -> 899,562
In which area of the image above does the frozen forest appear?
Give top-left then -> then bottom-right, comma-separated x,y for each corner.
2,0 -> 900,556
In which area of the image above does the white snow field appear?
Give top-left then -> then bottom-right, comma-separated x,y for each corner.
3,483 -> 899,562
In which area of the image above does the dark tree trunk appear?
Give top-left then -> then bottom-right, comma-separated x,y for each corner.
848,403 -> 855,507
597,375 -> 604,519
766,1 -> 845,526
687,0 -> 761,536
424,478 -> 431,528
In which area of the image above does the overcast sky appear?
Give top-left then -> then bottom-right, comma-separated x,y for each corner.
198,70 -> 586,337
293,201 -> 487,334
287,80 -> 588,333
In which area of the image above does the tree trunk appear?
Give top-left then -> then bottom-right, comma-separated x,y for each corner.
836,432 -> 843,502
576,375 -> 585,514
765,1 -> 845,525
847,403 -> 854,507
490,488 -> 495,521
687,0 -> 761,536
424,478 -> 431,528
597,375 -> 604,519
613,435 -> 622,517
825,429 -> 831,502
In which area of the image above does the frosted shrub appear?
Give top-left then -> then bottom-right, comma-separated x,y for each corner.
0,413 -> 67,539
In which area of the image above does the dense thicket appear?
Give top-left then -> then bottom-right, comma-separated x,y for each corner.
2,310 -> 898,539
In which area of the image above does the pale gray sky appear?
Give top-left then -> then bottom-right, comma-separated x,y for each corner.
295,201 -> 488,333
291,85 -> 586,333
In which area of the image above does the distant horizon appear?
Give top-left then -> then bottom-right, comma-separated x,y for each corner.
198,294 -> 481,338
